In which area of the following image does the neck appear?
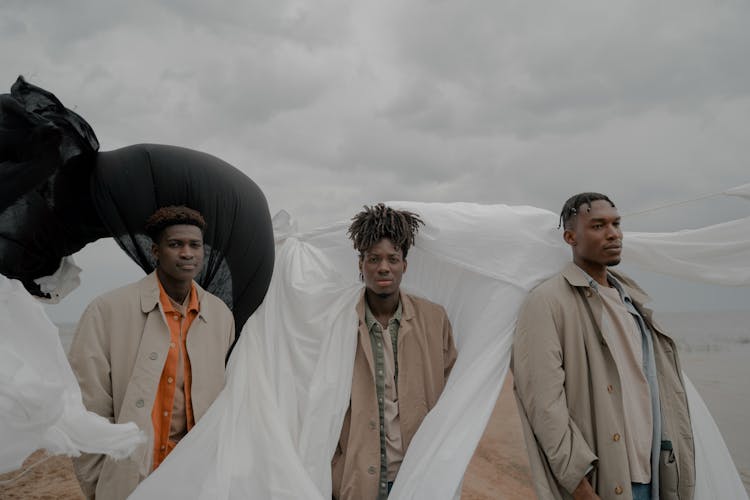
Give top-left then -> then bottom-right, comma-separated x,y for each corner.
156,269 -> 192,303
573,259 -> 609,287
365,288 -> 400,324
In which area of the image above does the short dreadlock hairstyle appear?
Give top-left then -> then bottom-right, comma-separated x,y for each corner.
145,206 -> 207,243
559,192 -> 616,230
347,203 -> 424,258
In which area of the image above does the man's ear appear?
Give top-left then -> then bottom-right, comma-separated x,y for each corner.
403,259 -> 408,274
151,242 -> 160,260
563,229 -> 577,247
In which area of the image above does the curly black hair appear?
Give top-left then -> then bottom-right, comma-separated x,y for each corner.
347,203 -> 424,258
144,206 -> 206,242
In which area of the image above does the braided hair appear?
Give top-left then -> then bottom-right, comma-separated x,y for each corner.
559,192 -> 616,230
347,203 -> 424,258
145,206 -> 207,243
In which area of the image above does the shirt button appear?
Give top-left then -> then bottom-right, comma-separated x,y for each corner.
607,384 -> 614,393
167,377 -> 174,384
614,485 -> 623,495
377,342 -> 382,347
367,465 -> 376,475
613,433 -> 621,442
149,352 -> 158,360
163,411 -> 169,417
378,370 -> 383,375
160,444 -> 166,451
173,314 -> 179,321
135,399 -> 144,408
170,342 -> 176,348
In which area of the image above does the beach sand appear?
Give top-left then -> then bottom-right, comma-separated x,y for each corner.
2,315 -> 747,498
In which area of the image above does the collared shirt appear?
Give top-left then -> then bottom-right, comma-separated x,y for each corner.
364,300 -> 403,497
152,280 -> 199,470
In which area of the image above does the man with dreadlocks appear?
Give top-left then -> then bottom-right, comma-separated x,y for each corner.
332,203 -> 458,500
512,193 -> 695,500
69,206 -> 235,499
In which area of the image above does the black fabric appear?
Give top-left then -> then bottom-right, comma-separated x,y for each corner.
91,144 -> 275,339
0,76 -> 274,338
0,77 -> 107,297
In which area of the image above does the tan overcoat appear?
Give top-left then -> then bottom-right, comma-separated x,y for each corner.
332,291 -> 458,500
68,272 -> 234,500
512,263 -> 695,500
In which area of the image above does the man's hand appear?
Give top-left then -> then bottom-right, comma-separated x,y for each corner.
572,477 -> 600,500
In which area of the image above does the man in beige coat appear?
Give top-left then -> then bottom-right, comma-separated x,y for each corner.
69,206 -> 234,499
512,193 -> 695,500
332,203 -> 458,500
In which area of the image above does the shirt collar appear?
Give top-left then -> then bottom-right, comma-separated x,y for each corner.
157,278 -> 200,314
578,267 -> 632,304
364,298 -> 402,332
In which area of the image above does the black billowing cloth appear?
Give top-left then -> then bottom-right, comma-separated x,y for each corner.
92,144 -> 275,338
0,76 -> 274,339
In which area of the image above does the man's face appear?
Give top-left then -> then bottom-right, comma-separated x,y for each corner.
152,224 -> 205,283
359,238 -> 407,298
564,199 -> 623,270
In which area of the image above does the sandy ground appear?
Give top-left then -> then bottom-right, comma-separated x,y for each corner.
0,451 -> 84,500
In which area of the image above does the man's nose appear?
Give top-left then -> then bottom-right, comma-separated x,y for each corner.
377,260 -> 390,272
605,225 -> 619,239
180,245 -> 194,258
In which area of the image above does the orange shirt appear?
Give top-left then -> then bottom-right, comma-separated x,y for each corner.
151,280 -> 199,470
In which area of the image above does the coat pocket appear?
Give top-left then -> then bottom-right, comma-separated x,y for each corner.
659,440 -> 679,500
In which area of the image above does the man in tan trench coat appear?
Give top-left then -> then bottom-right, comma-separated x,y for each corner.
332,203 -> 458,500
512,193 -> 695,500
68,206 -> 235,499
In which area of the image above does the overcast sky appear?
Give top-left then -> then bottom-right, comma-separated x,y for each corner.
2,0 -> 749,322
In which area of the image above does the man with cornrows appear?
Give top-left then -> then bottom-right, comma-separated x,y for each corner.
69,206 -> 235,499
332,203 -> 458,500
512,193 -> 695,500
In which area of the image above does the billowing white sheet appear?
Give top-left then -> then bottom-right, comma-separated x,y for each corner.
0,274 -> 144,475
132,202 -> 749,499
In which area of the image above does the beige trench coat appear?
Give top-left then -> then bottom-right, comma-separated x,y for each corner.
512,263 -> 695,500
332,291 -> 458,500
68,272 -> 234,500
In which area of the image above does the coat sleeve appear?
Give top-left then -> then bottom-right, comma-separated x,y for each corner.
442,311 -> 458,381
67,299 -> 113,499
512,290 -> 598,494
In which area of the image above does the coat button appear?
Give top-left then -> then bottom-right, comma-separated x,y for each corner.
369,420 -> 376,430
135,399 -> 144,408
149,352 -> 158,360
613,433 -> 621,442
367,465 -> 376,475
585,290 -> 592,297
614,485 -> 623,495
607,384 -> 614,393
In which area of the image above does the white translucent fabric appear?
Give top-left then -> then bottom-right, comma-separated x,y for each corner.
0,274 -> 144,475
725,183 -> 750,200
132,202 -> 748,500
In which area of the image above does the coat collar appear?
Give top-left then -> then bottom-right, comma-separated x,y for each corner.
139,271 -> 209,321
561,261 -> 653,306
